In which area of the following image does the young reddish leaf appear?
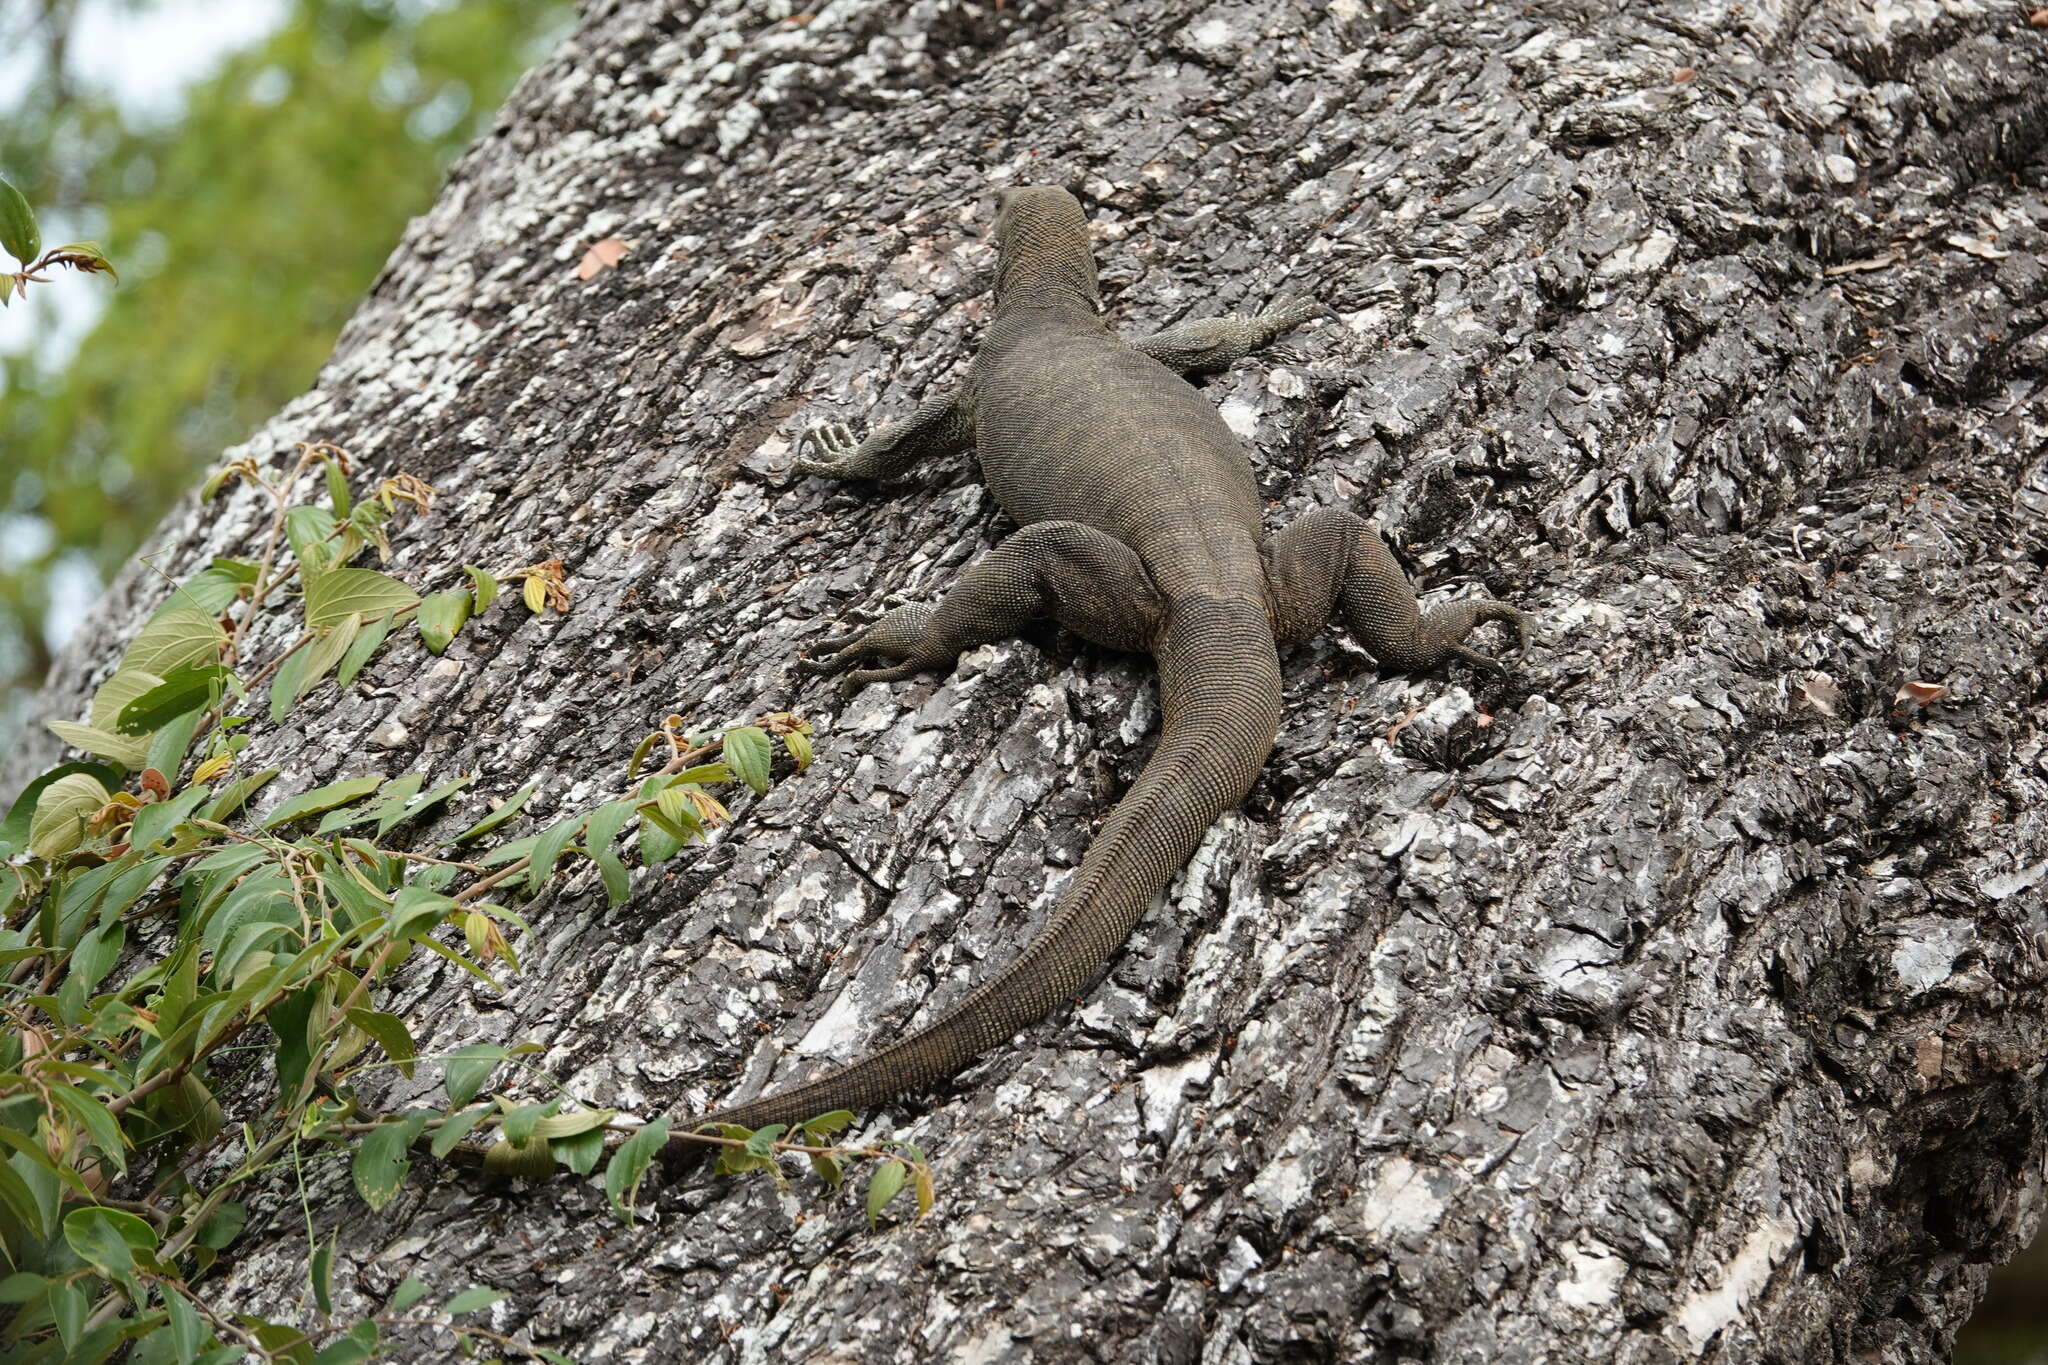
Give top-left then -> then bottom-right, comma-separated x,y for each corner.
576,237 -> 629,280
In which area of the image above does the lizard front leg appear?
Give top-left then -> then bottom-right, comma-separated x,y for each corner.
802,521 -> 1165,687
1132,296 -> 1325,377
796,387 -> 974,481
1266,507 -> 1531,672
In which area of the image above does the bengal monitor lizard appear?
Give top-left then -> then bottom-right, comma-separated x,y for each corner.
695,186 -> 1528,1137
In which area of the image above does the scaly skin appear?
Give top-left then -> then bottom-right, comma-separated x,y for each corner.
692,187 -> 1528,1138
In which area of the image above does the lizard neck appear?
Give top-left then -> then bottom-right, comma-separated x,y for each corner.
991,280 -> 1102,322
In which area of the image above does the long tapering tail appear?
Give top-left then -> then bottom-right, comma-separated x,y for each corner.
694,596 -> 1282,1135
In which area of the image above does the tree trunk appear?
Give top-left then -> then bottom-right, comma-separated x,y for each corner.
11,1 -> 2048,1359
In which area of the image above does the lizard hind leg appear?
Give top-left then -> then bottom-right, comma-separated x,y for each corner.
800,521 -> 1166,691
1266,506 -> 1531,671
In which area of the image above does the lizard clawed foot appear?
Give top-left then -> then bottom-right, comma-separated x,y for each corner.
1444,604 -> 1534,675
1267,295 -> 1327,332
795,422 -> 861,477
799,603 -> 941,693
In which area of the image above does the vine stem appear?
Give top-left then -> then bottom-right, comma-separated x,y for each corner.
223,448 -> 318,669
448,737 -> 725,907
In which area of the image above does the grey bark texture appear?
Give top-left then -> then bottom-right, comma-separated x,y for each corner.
10,0 -> 2048,1361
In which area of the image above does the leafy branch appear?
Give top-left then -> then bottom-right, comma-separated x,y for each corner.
0,172 -> 114,308
0,439 -> 857,1364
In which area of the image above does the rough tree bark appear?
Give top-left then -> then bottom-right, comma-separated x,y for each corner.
10,0 -> 2048,1360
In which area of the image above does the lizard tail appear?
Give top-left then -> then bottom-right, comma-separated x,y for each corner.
692,596 -> 1282,1138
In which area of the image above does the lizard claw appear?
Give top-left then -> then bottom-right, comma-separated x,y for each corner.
795,422 -> 861,477
1444,605 -> 1534,675
798,603 -> 939,691
1269,295 -> 1324,330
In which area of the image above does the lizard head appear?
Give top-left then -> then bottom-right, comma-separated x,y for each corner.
990,186 -> 1102,316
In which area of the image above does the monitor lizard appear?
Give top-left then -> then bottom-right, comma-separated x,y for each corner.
694,185 -> 1529,1138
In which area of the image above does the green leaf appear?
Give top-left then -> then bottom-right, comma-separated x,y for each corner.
68,923 -> 126,994
156,1073 -> 224,1143
345,1008 -> 417,1078
448,780 -> 537,844
205,768 -> 279,821
428,1106 -> 491,1158
866,1158 -> 908,1230
310,1231 -> 336,1316
49,1279 -> 85,1350
156,565 -> 252,620
286,505 -> 340,578
0,1139 -> 61,1238
351,1110 -> 429,1211
649,786 -> 706,845
528,813 -> 587,889
443,1286 -> 504,1317
636,806 -> 687,866
336,773 -> 423,836
378,774 -> 470,837
800,1109 -> 855,1140
116,664 -> 230,734
25,771 -> 111,858
0,172 -> 41,264
260,775 -> 383,829
463,565 -> 499,612
119,607 -> 228,677
269,987 -> 319,1099
415,935 -> 501,990
0,1167 -> 47,1252
388,886 -> 455,941
63,1205 -> 157,1291
146,705 -> 206,779
387,1277 -> 429,1312
807,1150 -> 846,1191
165,1285 -> 208,1362
324,457 -> 352,517
128,783 -> 213,851
443,1043 -> 507,1107
336,610 -> 396,688
90,668 -> 166,731
312,1335 -> 374,1365
584,800 -> 637,906
603,1117 -> 670,1223
0,761 -> 120,858
197,1200 -> 246,1249
744,1123 -> 787,1158
304,569 -> 419,627
45,719 -> 151,769
499,1102 -> 544,1145
530,1108 -> 616,1141
783,728 -> 814,769
415,590 -> 471,655
269,648 -> 310,724
297,614 -> 363,701
552,1125 -> 605,1176
479,835 -> 538,867
723,725 -> 774,795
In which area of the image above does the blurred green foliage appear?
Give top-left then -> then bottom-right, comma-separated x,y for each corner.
0,0 -> 568,711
